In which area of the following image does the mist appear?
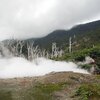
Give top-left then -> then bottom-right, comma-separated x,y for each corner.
0,57 -> 89,79
0,40 -> 89,79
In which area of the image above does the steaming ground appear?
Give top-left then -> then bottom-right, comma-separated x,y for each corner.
0,57 -> 89,79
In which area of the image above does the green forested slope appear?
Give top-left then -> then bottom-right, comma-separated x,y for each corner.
31,20 -> 100,50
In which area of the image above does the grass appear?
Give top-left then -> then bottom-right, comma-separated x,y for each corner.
79,64 -> 92,71
0,90 -> 12,100
26,82 -> 67,100
95,75 -> 100,79
74,83 -> 100,100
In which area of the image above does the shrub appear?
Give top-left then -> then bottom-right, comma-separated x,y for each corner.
79,64 -> 92,71
75,83 -> 100,100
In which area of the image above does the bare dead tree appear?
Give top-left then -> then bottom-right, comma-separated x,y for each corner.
51,43 -> 64,58
1,39 -> 64,60
69,37 -> 72,53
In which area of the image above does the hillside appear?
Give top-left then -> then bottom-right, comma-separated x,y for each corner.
0,20 -> 100,100
2,20 -> 100,65
2,20 -> 100,52
29,20 -> 100,50
0,72 -> 100,100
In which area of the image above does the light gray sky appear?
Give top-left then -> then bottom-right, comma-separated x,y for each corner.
0,0 -> 100,40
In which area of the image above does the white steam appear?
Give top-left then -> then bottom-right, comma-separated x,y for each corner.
0,41 -> 89,79
0,57 -> 89,79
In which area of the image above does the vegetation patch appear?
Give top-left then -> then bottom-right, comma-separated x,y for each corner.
27,82 -> 67,100
74,83 -> 100,100
0,90 -> 12,100
79,64 -> 92,71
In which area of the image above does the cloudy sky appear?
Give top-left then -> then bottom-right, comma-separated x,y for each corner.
0,0 -> 100,40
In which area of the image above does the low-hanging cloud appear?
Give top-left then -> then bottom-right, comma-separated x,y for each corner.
0,0 -> 100,40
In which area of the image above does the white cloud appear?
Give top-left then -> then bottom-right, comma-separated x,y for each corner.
0,0 -> 100,40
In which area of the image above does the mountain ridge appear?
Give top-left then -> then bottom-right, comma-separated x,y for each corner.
30,20 -> 100,50
2,20 -> 100,51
